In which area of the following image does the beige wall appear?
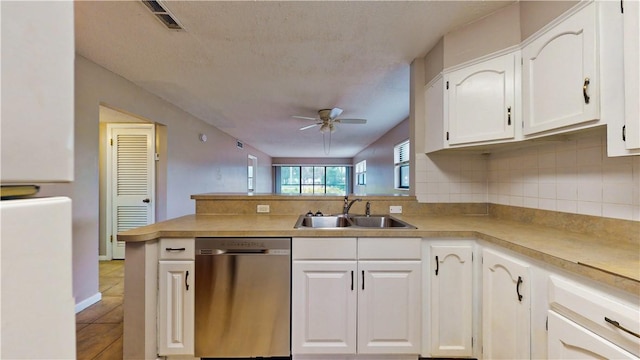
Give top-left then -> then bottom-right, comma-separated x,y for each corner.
353,119 -> 410,195
520,1 -> 579,40
55,55 -> 274,304
443,2 -> 521,69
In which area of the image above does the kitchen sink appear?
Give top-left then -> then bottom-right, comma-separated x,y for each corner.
294,214 -> 416,229
348,215 -> 415,228
296,215 -> 352,228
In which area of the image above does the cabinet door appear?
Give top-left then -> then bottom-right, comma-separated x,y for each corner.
623,0 -> 640,150
446,52 -> 516,145
158,260 -> 194,356
429,245 -> 473,357
1,1 -> 74,182
358,261 -> 421,354
292,261 -> 357,355
482,248 -> 530,359
548,311 -> 637,359
522,3 -> 598,136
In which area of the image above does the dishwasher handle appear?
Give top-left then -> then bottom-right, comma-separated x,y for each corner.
198,248 -> 290,255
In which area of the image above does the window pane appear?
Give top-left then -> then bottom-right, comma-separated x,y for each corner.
326,184 -> 346,195
301,185 -> 314,194
281,185 -> 299,194
280,166 -> 300,185
399,164 -> 410,188
301,167 -> 314,184
313,167 -> 325,185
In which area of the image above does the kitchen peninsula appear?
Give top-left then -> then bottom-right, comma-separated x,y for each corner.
120,194 -> 640,359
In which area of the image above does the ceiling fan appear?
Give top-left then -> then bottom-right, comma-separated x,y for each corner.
293,108 -> 367,133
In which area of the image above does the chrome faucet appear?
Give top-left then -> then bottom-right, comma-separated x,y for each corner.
365,201 -> 371,216
343,196 -> 362,215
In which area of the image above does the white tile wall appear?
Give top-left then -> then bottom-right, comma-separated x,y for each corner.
414,152 -> 488,204
416,130 -> 640,221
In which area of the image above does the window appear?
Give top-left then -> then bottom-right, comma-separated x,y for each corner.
355,160 -> 366,186
276,166 -> 349,195
394,140 -> 410,189
247,155 -> 257,192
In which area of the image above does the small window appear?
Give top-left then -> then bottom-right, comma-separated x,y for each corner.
394,140 -> 410,190
355,160 -> 366,186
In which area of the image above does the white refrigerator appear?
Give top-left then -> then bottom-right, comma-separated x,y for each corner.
0,1 -> 76,358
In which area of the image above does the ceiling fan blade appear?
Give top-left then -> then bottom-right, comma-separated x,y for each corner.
299,124 -> 319,131
329,107 -> 343,119
292,115 -> 318,121
336,118 -> 367,124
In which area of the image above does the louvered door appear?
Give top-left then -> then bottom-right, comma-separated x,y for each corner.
109,124 -> 155,259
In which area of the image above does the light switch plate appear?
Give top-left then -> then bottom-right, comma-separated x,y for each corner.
389,206 -> 402,214
257,204 -> 270,213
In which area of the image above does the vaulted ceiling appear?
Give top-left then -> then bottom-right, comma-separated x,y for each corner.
75,1 -> 512,158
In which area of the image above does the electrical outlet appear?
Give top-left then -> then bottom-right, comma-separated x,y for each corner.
389,205 -> 402,214
257,204 -> 270,213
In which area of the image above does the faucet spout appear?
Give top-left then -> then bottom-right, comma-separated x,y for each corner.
343,196 -> 362,215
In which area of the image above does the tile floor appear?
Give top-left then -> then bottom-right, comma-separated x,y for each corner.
76,260 -> 124,359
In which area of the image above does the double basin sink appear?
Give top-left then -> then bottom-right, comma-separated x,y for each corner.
294,214 -> 416,229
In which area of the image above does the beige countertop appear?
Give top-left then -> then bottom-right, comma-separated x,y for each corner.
119,212 -> 640,294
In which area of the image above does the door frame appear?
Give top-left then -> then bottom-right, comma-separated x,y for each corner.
105,122 -> 156,260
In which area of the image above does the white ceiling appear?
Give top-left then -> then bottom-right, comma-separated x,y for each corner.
75,1 -> 512,158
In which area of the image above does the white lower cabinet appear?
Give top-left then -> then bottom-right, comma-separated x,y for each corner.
157,239 -> 195,357
292,237 -> 421,357
548,275 -> 640,358
358,261 -> 421,354
428,244 -> 474,357
292,260 -> 358,354
482,248 -> 531,359
548,311 -> 637,359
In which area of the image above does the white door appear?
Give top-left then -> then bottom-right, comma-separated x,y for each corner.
158,260 -> 195,356
430,245 -> 473,357
522,2 -> 598,135
291,260 -> 357,355
482,248 -> 530,359
358,261 -> 421,354
548,311 -> 637,359
108,124 -> 155,259
446,52 -> 516,145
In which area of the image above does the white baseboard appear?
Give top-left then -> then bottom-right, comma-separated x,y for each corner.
98,255 -> 111,261
75,292 -> 102,313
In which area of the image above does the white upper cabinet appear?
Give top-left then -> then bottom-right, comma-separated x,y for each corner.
424,76 -> 446,153
0,1 -> 74,182
623,0 -> 640,150
522,2 -> 599,136
445,52 -> 518,146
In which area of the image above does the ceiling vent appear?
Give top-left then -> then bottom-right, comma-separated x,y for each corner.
142,0 -> 183,30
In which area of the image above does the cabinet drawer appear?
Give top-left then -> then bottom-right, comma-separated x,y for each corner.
159,238 -> 195,260
549,275 -> 640,356
358,238 -> 421,260
293,237 -> 357,260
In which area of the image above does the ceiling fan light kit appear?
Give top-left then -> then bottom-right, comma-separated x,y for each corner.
293,107 -> 367,154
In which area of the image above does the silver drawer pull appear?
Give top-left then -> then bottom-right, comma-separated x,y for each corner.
605,317 -> 640,339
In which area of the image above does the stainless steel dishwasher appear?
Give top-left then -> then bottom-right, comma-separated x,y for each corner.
195,237 -> 291,359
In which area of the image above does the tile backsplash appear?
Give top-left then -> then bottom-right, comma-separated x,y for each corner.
415,129 -> 640,221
